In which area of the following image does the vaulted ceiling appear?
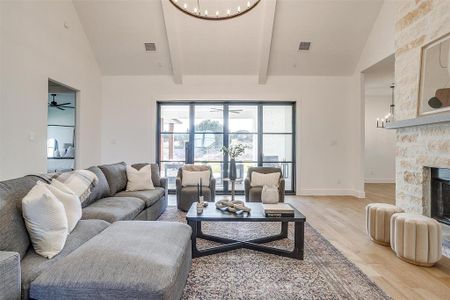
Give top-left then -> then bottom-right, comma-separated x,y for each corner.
73,0 -> 383,83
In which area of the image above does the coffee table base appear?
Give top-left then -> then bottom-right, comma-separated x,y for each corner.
187,220 -> 304,260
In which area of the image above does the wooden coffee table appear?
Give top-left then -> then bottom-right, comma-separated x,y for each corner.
186,202 -> 306,260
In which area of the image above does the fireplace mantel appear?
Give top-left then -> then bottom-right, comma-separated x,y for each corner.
385,112 -> 450,129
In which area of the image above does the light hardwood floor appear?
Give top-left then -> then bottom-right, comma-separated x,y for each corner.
286,183 -> 450,300
169,184 -> 450,299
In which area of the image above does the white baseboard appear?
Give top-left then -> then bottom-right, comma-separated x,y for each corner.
298,189 -> 365,199
365,178 -> 395,184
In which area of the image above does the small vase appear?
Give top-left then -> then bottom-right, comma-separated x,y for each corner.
229,158 -> 237,181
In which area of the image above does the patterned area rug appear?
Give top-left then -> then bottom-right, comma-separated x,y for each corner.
159,207 -> 390,300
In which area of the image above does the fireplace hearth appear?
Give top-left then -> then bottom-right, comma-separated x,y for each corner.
431,168 -> 450,226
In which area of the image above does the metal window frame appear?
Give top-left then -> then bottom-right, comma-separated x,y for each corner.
156,101 -> 296,195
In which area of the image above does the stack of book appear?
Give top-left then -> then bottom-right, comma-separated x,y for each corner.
262,203 -> 294,217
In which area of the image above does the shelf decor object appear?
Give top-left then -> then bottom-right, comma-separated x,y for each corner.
169,0 -> 261,21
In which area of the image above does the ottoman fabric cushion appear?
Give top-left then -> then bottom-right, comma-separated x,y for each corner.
365,203 -> 404,245
115,188 -> 165,207
390,213 -> 442,266
81,197 -> 144,223
29,221 -> 192,300
98,162 -> 127,195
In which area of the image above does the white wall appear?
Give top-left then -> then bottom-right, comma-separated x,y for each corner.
101,75 -> 358,196
0,0 -> 102,180
364,94 -> 396,182
349,0 -> 407,196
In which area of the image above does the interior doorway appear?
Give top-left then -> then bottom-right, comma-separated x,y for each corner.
363,54 -> 396,196
47,80 -> 77,172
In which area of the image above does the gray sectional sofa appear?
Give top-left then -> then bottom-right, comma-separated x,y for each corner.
0,162 -> 192,300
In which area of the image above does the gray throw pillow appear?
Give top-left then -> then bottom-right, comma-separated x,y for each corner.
132,163 -> 161,187
98,162 -> 127,195
83,166 -> 111,207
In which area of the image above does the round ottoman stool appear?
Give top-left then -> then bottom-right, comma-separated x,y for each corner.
390,213 -> 442,267
366,203 -> 404,246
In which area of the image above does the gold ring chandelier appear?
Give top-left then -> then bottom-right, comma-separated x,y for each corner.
169,0 -> 262,21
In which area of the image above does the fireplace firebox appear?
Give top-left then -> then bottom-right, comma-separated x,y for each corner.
431,168 -> 450,226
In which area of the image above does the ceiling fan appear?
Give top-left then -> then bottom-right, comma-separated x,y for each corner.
210,107 -> 243,114
49,94 -> 71,110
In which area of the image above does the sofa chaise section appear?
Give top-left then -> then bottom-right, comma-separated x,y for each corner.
20,219 -> 110,297
29,221 -> 192,300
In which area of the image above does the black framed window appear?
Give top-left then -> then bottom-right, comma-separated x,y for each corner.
157,101 -> 296,194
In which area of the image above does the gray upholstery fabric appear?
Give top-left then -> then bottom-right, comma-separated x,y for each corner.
81,197 -> 144,223
145,196 -> 168,221
115,188 -> 164,207
177,186 -> 212,212
244,167 -> 285,202
83,166 -> 111,207
0,251 -> 20,300
131,163 -> 162,187
0,175 -> 41,259
98,162 -> 127,195
176,165 -> 216,212
30,221 -> 192,300
21,220 -> 109,299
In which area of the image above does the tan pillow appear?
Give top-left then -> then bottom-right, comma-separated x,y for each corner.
126,165 -> 155,191
251,172 -> 281,187
22,182 -> 68,259
182,170 -> 210,187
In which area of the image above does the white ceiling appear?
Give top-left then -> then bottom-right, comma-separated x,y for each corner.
73,0 -> 384,80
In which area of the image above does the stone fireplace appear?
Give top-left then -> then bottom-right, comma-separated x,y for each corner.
392,1 -> 450,256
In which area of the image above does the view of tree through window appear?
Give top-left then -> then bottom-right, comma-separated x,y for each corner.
158,102 -> 295,193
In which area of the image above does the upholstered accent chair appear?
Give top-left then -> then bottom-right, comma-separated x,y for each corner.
176,165 -> 216,212
244,167 -> 285,202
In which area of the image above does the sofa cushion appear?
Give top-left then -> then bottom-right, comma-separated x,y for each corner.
81,197 -> 145,223
98,162 -> 127,195
84,166 -> 111,207
0,176 -> 41,259
115,188 -> 164,207
21,219 -> 109,298
132,163 -> 161,187
29,221 -> 192,300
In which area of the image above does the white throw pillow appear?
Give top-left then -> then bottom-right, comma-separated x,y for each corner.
251,172 -> 281,187
182,170 -> 210,187
126,165 -> 155,191
22,183 -> 68,259
261,185 -> 279,204
47,180 -> 82,233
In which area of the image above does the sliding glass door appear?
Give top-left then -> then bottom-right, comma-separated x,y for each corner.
157,101 -> 296,194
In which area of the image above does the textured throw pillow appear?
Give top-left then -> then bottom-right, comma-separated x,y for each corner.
22,182 -> 68,259
251,172 -> 281,187
261,185 -> 279,204
56,170 -> 98,204
182,170 -> 210,187
47,180 -> 82,232
126,165 -> 155,191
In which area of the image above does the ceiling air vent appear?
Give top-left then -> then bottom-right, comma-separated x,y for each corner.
298,42 -> 311,51
144,42 -> 156,52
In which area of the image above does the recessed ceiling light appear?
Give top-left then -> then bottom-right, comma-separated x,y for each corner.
144,42 -> 156,52
298,41 -> 311,51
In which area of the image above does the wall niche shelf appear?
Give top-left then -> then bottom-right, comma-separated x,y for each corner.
385,112 -> 450,129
